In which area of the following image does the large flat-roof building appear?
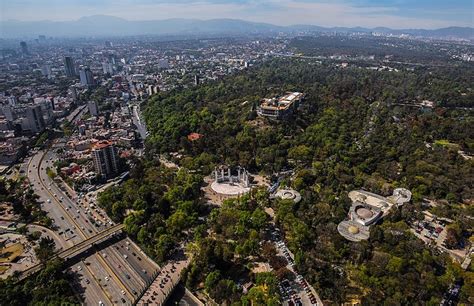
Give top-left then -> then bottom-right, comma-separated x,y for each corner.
257,92 -> 304,120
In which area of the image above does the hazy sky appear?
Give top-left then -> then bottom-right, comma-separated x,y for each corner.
1,0 -> 473,29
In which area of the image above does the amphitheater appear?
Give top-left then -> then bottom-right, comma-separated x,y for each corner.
210,166 -> 251,196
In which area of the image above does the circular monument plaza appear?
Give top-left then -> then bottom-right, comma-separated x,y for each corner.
274,189 -> 302,203
210,166 -> 251,196
337,220 -> 370,242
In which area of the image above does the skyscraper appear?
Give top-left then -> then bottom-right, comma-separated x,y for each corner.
41,64 -> 52,78
102,62 -> 114,75
69,86 -> 78,101
88,100 -> 99,116
91,141 -> 118,178
22,105 -> 45,134
20,41 -> 28,55
64,56 -> 76,77
79,67 -> 95,86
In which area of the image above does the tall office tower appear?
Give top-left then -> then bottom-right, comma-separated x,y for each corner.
64,56 -> 76,77
102,62 -> 114,75
41,64 -> 52,78
7,96 -> 17,106
25,105 -> 45,133
194,74 -> 200,86
108,54 -> 116,65
91,141 -> 118,178
88,100 -> 99,116
79,68 -> 95,86
69,86 -> 78,101
20,41 -> 28,55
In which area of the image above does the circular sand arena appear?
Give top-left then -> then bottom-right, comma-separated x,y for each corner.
211,181 -> 250,196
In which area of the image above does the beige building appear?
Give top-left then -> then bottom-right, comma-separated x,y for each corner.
91,140 -> 118,178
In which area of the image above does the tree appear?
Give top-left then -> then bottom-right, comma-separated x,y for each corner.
205,270 -> 221,293
34,237 -> 56,262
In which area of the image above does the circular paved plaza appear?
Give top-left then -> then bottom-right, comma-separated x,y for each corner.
210,181 -> 250,195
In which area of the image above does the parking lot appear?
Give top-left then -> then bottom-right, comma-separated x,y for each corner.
271,229 -> 322,306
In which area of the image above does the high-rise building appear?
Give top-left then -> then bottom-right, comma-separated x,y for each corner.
41,64 -> 52,78
194,75 -> 200,86
69,86 -> 78,102
20,41 -> 28,55
7,96 -> 17,106
1,104 -> 45,134
64,56 -> 76,77
91,141 -> 118,178
88,100 -> 99,116
79,67 -> 95,86
102,62 -> 114,75
23,105 -> 45,134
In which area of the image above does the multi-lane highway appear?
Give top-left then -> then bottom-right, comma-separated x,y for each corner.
131,104 -> 148,140
26,147 -> 160,305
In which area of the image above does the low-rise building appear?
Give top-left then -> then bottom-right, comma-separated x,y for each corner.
257,92 -> 304,120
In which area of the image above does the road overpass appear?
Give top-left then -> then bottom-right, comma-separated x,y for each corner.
19,224 -> 125,280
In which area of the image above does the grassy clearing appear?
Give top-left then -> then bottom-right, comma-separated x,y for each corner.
0,243 -> 24,263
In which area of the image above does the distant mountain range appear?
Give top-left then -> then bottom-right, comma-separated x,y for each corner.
1,15 -> 473,40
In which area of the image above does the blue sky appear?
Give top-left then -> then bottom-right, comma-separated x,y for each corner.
1,0 -> 473,28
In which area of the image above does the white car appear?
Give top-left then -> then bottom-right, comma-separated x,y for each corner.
77,265 -> 82,271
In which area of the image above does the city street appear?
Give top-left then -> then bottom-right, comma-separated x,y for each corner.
26,148 -> 160,305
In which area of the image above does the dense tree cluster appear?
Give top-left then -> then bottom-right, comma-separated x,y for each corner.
183,192 -> 280,305
97,157 -> 203,262
0,178 -> 52,226
289,35 -> 474,69
0,259 -> 77,305
142,58 -> 473,303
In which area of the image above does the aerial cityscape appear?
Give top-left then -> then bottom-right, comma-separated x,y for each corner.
0,0 -> 473,305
